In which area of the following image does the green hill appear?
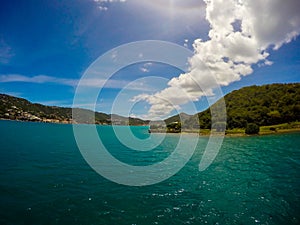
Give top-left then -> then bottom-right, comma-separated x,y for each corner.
168,83 -> 300,131
165,113 -> 192,125
0,94 -> 147,125
2,83 -> 300,129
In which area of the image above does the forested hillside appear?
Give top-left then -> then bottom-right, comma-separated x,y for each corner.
188,83 -> 300,129
2,83 -> 299,129
0,94 -> 147,125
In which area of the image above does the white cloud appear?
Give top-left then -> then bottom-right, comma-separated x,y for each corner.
184,39 -> 189,48
0,74 -> 155,91
140,67 -> 149,73
37,100 -> 70,106
140,62 -> 153,73
0,74 -> 77,86
138,0 -> 300,118
0,39 -> 14,64
93,0 -> 126,10
98,6 -> 108,11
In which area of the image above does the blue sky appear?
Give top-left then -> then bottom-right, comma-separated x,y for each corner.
0,0 -> 300,119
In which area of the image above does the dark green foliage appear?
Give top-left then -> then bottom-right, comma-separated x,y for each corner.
245,123 -> 260,135
166,83 -> 300,130
0,94 -> 147,125
166,122 -> 181,133
164,113 -> 199,130
129,117 -> 149,126
165,114 -> 181,125
165,113 -> 192,125
196,83 -> 300,129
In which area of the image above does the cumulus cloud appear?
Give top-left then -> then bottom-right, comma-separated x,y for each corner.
137,0 -> 300,119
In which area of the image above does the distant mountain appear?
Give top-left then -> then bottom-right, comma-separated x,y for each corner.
2,83 -> 299,128
164,112 -> 192,125
164,112 -> 204,131
0,94 -> 148,125
166,83 -> 300,130
110,114 -> 149,126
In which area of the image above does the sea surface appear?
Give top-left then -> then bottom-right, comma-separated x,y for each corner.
0,120 -> 299,225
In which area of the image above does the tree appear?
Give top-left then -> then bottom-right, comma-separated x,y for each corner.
245,123 -> 259,135
167,122 -> 181,133
194,83 -> 300,129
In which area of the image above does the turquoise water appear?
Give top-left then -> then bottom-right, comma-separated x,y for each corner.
0,120 -> 300,225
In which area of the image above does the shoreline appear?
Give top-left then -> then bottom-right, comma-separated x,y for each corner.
150,127 -> 300,137
2,118 -> 300,137
0,118 -> 149,127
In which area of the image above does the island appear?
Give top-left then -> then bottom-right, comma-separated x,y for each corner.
1,83 -> 300,135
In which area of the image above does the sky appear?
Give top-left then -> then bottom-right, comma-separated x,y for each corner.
0,0 -> 300,119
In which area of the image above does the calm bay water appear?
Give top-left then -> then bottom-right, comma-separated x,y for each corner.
0,120 -> 299,225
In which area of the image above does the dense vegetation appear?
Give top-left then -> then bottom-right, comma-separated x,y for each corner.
172,83 -> 300,131
165,113 -> 193,127
245,123 -> 260,135
0,94 -> 147,125
166,122 -> 181,133
2,83 -> 300,130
